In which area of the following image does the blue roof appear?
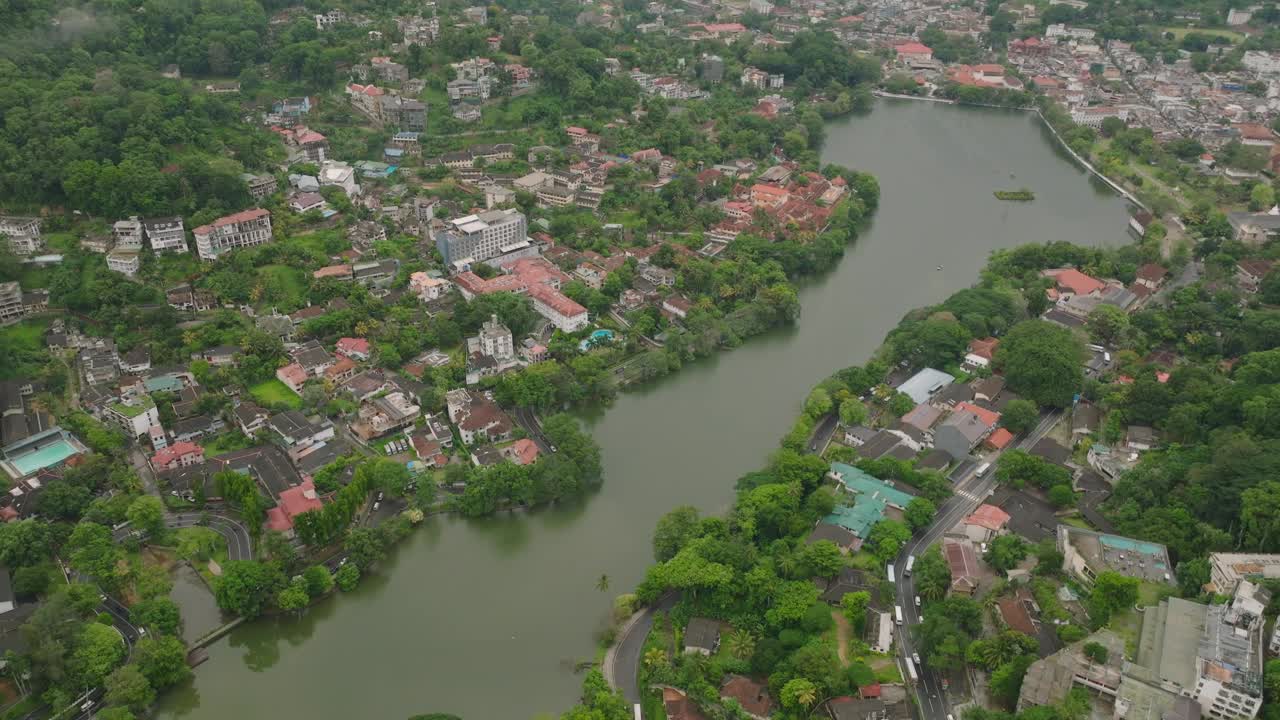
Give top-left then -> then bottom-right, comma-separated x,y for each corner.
143,376 -> 183,393
829,462 -> 916,509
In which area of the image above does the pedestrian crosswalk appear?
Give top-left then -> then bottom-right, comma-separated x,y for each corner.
953,489 -> 986,503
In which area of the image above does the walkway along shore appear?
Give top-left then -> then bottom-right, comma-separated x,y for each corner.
871,93 -> 1149,212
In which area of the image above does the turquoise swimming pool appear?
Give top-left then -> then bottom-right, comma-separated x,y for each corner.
9,438 -> 78,476
579,329 -> 615,351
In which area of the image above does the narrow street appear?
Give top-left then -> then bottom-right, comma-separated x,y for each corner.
893,409 -> 1062,720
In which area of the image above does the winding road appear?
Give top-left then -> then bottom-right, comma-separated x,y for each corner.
605,592 -> 678,705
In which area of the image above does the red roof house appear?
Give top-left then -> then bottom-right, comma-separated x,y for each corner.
265,479 -> 324,533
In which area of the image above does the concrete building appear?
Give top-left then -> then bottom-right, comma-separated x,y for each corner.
1207,553 -> 1280,595
106,249 -> 141,277
0,216 -> 42,255
193,208 -> 273,261
470,315 -> 514,361
1058,526 -> 1176,587
105,395 -> 160,437
143,217 -> 187,253
435,209 -> 528,268
0,282 -> 26,325
112,217 -> 145,250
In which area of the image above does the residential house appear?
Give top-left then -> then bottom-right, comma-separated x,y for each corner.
684,617 -> 720,655
944,538 -> 983,595
269,411 -> 336,462
0,216 -> 42,255
232,402 -> 270,436
1236,259 -> 1273,293
934,402 -> 999,459
265,479 -> 324,535
352,393 -> 420,440
961,503 -> 1011,543
192,209 -> 273,261
149,441 -> 204,472
335,337 -> 372,362
275,363 -> 308,394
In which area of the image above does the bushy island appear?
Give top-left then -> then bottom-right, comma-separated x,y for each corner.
526,232 -> 1280,720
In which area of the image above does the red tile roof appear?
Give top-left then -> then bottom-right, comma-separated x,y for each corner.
508,438 -> 540,465
193,208 -> 270,235
965,503 -> 1011,531
150,441 -> 203,468
967,337 -> 1000,361
985,427 -> 1014,450
955,401 -> 1000,429
266,479 -> 324,531
336,337 -> 371,357
895,42 -> 932,55
1047,268 -> 1104,296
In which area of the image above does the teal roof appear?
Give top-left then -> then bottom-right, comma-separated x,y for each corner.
829,462 -> 916,509
143,376 -> 183,393
824,497 -> 888,538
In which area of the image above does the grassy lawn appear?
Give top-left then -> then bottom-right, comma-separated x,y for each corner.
250,378 -> 303,409
203,431 -> 257,457
173,526 -> 229,583
0,318 -> 50,354
256,264 -> 308,309
1159,25 -> 1245,42
1137,581 -> 1174,607
1109,608 -> 1142,658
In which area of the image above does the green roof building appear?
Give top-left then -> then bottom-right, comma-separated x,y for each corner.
829,462 -> 915,509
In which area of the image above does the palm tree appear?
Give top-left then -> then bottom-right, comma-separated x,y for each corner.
726,630 -> 755,660
795,682 -> 817,708
595,574 -> 610,592
643,647 -> 668,669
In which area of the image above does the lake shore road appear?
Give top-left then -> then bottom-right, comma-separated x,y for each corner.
605,592 -> 678,704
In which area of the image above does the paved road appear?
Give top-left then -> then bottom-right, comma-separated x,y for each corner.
512,407 -> 555,454
607,592 -> 678,704
893,410 -> 1063,720
167,512 -> 254,562
808,412 -> 839,454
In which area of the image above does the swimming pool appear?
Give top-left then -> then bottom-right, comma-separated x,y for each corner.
579,329 -> 615,351
9,438 -> 79,476
1100,534 -> 1165,557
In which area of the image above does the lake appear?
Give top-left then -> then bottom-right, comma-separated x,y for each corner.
155,99 -> 1132,720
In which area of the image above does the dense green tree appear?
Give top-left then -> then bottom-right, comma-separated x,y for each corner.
214,560 -> 285,619
996,321 -> 1084,408
999,399 -> 1039,435
133,635 -> 191,690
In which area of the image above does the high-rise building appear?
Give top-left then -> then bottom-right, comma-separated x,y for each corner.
435,209 -> 527,268
193,209 -> 273,261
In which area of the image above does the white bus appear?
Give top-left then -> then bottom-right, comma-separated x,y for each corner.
887,564 -> 895,584
905,555 -> 916,576
894,605 -> 903,626
905,656 -> 918,683
976,462 -> 992,478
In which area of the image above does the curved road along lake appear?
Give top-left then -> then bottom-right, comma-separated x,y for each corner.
155,99 -> 1132,720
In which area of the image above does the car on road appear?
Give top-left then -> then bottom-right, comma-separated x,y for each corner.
373,501 -> 380,511
914,595 -> 920,608
912,652 -> 921,666
376,491 -> 384,502
81,700 -> 95,712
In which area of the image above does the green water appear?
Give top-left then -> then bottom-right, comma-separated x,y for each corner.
155,100 -> 1132,720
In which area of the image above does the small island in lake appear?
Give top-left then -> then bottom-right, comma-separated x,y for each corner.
994,189 -> 1035,201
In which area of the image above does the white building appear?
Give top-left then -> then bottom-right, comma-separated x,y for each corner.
192,208 -> 273,261
112,217 -> 145,250
527,282 -> 589,332
1045,23 -> 1096,40
1207,553 -> 1280,594
144,217 -> 187,253
105,396 -> 161,437
106,249 -> 141,277
1243,51 -> 1280,76
409,272 -> 451,301
0,216 -> 42,255
319,160 -> 360,197
434,209 -> 528,267
468,315 -> 514,361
